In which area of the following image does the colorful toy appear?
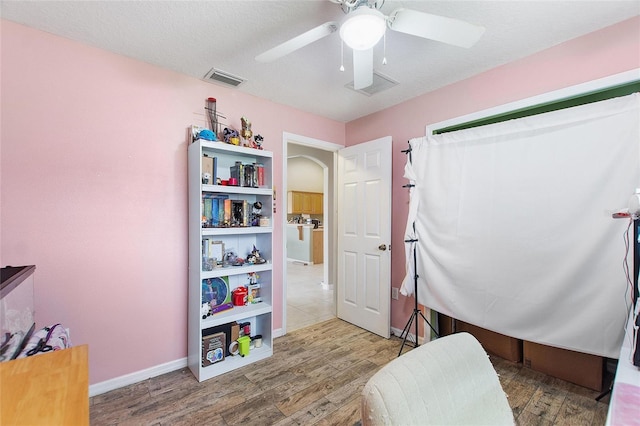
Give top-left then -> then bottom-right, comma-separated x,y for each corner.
241,116 -> 253,141
223,127 -> 240,144
254,134 -> 264,150
237,335 -> 251,357
201,302 -> 211,319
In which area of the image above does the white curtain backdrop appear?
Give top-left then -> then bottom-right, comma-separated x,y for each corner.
401,93 -> 640,358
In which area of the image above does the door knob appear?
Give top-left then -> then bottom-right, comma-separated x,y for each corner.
378,244 -> 387,251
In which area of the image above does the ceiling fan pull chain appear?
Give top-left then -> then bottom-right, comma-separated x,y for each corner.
382,32 -> 387,65
340,40 -> 345,72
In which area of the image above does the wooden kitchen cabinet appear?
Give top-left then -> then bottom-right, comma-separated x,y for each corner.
312,229 -> 323,264
311,193 -> 323,214
288,191 -> 323,214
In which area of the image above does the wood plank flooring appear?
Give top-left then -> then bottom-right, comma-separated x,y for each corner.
90,319 -> 611,425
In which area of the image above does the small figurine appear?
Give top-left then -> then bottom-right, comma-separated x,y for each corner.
223,127 -> 240,145
241,116 -> 253,142
201,302 -> 211,319
224,250 -> 244,266
248,245 -> 266,264
202,172 -> 211,184
254,134 -> 264,150
251,201 -> 263,226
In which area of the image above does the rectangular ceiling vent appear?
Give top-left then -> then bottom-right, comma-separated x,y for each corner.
204,68 -> 246,88
346,71 -> 399,96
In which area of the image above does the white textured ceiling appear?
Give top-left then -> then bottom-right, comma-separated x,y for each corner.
2,1 -> 639,122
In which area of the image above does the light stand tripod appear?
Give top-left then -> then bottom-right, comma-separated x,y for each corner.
398,233 -> 439,356
398,142 -> 439,356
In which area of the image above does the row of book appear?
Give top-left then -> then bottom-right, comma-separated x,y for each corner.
203,195 -> 253,227
202,156 -> 265,188
230,161 -> 265,188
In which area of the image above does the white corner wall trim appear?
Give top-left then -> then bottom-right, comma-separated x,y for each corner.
391,326 -> 425,346
89,357 -> 187,397
426,69 -> 640,135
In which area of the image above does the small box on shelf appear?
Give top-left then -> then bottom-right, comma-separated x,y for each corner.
202,332 -> 225,367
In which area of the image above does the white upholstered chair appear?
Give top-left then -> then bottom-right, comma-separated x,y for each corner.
361,332 -> 514,425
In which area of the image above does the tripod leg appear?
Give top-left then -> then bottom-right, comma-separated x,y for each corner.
398,312 -> 418,357
417,310 -> 439,338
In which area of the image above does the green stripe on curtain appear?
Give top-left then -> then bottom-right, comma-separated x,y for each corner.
434,81 -> 640,135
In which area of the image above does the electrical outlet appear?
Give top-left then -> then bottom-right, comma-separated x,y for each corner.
391,287 -> 399,300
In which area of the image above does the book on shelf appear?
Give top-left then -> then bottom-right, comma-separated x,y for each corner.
230,161 -> 260,188
202,332 -> 225,367
202,194 -> 214,226
230,162 -> 244,187
223,199 -> 232,226
202,194 -> 228,227
231,200 -> 250,227
255,163 -> 264,187
201,156 -> 215,185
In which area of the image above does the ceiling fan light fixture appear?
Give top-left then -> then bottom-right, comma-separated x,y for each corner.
340,7 -> 386,50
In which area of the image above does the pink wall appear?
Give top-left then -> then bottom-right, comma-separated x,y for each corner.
345,16 -> 640,336
0,20 -> 344,384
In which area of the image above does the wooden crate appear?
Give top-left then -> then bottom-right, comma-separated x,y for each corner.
523,341 -> 603,391
456,321 -> 523,363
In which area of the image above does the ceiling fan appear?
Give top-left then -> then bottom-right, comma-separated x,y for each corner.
255,0 -> 485,90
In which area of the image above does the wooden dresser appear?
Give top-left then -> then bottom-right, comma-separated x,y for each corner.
0,345 -> 89,425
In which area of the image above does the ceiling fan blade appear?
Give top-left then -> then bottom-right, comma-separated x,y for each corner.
388,8 -> 485,48
255,21 -> 338,62
353,48 -> 373,90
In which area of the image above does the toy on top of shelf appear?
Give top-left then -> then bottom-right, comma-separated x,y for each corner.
241,116 -> 253,143
223,128 -> 240,145
254,134 -> 264,150
198,129 -> 216,141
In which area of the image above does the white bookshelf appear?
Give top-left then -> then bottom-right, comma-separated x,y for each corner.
187,139 -> 273,382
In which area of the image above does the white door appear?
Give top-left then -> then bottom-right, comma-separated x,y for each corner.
337,136 -> 392,338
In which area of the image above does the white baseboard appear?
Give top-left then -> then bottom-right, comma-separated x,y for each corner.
90,329 -> 287,397
89,357 -> 187,397
391,326 -> 429,346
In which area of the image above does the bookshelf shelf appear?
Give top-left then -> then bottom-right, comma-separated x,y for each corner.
202,227 -> 272,236
201,302 -> 273,327
187,139 -> 274,382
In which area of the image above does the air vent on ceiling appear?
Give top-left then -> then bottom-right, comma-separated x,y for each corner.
204,68 -> 246,87
346,71 -> 398,96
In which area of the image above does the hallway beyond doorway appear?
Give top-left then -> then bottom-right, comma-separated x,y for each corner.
286,261 -> 334,332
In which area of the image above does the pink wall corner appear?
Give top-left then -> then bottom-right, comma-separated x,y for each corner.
346,16 -> 640,336
0,20 -> 344,384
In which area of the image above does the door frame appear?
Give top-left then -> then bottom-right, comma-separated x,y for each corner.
281,132 -> 343,335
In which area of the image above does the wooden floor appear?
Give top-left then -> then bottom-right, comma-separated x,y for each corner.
90,319 -> 611,425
